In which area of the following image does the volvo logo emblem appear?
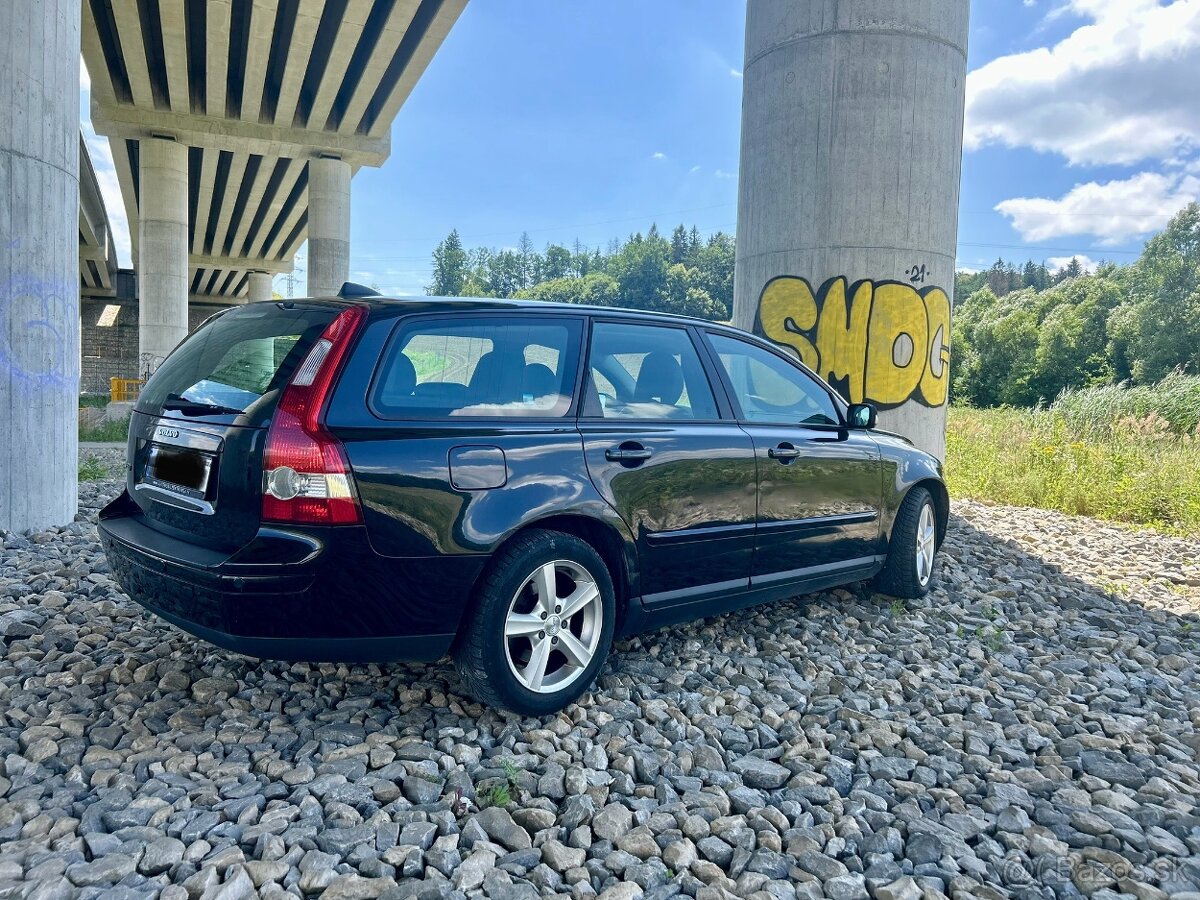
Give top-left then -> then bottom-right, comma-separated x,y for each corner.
155,426 -> 180,440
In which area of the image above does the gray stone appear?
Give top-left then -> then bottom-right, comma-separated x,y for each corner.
454,849 -> 496,891
140,837 -> 185,875
593,804 -> 634,842
320,874 -> 396,900
729,757 -> 791,790
66,855 -> 137,887
794,850 -> 848,882
398,821 -> 438,851
874,876 -> 922,900
474,806 -> 533,851
824,873 -> 869,900
542,839 -> 586,871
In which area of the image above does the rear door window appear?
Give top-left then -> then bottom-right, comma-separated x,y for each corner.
584,322 -> 718,420
373,316 -> 583,417
136,304 -> 337,419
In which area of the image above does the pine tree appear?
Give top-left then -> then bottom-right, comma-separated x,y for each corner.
670,225 -> 689,264
427,229 -> 467,296
517,232 -> 537,290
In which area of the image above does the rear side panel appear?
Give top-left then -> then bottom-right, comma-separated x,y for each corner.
340,423 -> 602,557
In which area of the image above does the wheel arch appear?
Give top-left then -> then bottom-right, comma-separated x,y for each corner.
909,477 -> 949,546
465,512 -> 637,637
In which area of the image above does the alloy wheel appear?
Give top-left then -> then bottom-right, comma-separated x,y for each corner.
503,559 -> 603,694
915,502 -> 936,586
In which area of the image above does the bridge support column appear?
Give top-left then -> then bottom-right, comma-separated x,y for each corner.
0,0 -> 82,533
307,157 -> 351,298
732,0 -> 969,460
138,138 -> 189,376
247,271 -> 274,302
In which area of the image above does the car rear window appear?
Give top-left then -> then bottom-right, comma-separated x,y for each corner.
373,316 -> 582,418
136,304 -> 338,417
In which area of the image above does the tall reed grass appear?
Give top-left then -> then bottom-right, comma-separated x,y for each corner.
946,375 -> 1200,535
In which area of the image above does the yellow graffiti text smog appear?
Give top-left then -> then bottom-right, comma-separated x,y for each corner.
756,276 -> 951,409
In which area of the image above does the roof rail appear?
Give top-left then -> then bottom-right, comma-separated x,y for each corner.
338,281 -> 382,299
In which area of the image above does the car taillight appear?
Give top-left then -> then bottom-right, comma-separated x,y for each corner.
262,306 -> 366,525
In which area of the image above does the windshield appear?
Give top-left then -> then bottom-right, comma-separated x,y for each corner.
136,304 -> 338,417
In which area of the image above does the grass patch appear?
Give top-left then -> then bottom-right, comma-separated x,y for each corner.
946,402 -> 1200,536
477,784 -> 511,809
80,418 -> 130,442
78,455 -> 108,481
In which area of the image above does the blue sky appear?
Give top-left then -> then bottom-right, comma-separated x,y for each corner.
83,0 -> 1200,293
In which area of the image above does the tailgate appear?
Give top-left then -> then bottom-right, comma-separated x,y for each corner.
126,302 -> 342,551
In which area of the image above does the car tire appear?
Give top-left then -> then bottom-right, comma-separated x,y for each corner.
453,529 -> 616,716
874,486 -> 939,599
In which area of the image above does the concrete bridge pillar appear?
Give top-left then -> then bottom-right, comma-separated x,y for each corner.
0,0 -> 82,533
733,0 -> 970,460
138,138 -> 189,377
307,157 -> 351,298
247,271 -> 274,302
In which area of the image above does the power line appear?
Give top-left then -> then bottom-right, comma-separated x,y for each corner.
349,203 -> 737,248
956,240 -> 1140,256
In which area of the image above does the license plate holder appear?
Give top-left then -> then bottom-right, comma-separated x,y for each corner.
142,444 -> 213,501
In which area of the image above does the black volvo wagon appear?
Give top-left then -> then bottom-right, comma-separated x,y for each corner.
99,289 -> 947,714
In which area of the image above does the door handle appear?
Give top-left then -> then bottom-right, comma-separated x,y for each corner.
606,445 -> 653,463
768,443 -> 801,461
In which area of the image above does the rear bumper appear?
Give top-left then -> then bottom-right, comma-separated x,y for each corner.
98,493 -> 471,663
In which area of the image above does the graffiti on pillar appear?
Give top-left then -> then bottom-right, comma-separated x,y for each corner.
140,353 -> 168,381
0,241 -> 76,394
755,275 -> 951,409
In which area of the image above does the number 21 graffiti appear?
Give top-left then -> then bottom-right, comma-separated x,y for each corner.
756,275 -> 951,409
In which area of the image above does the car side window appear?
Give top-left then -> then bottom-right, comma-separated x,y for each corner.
586,322 -> 718,420
707,333 -> 840,426
373,317 -> 582,417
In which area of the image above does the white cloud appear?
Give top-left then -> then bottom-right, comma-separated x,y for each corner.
1047,254 -> 1099,273
714,169 -> 736,179
995,171 -> 1200,243
689,165 -> 701,174
965,0 -> 1200,166
729,68 -> 743,78
652,152 -> 667,160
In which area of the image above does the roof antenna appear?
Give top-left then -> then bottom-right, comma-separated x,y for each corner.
338,281 -> 382,298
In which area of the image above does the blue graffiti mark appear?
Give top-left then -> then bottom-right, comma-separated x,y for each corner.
0,266 -> 80,396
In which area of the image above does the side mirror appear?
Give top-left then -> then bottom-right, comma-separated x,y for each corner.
847,403 -> 877,429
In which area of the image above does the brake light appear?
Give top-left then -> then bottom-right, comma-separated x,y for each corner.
262,306 -> 367,525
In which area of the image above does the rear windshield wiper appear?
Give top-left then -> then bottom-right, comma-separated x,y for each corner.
162,392 -> 244,416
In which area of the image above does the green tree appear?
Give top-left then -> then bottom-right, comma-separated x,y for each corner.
516,272 -> 620,306
517,232 -> 538,290
486,250 -> 523,298
542,244 -> 572,280
427,229 -> 467,295
658,263 -> 723,318
670,225 -> 689,264
1107,203 -> 1200,383
605,230 -> 670,310
689,232 -> 736,319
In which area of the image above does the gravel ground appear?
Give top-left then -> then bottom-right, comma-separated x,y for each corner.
1,478 -> 1199,900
